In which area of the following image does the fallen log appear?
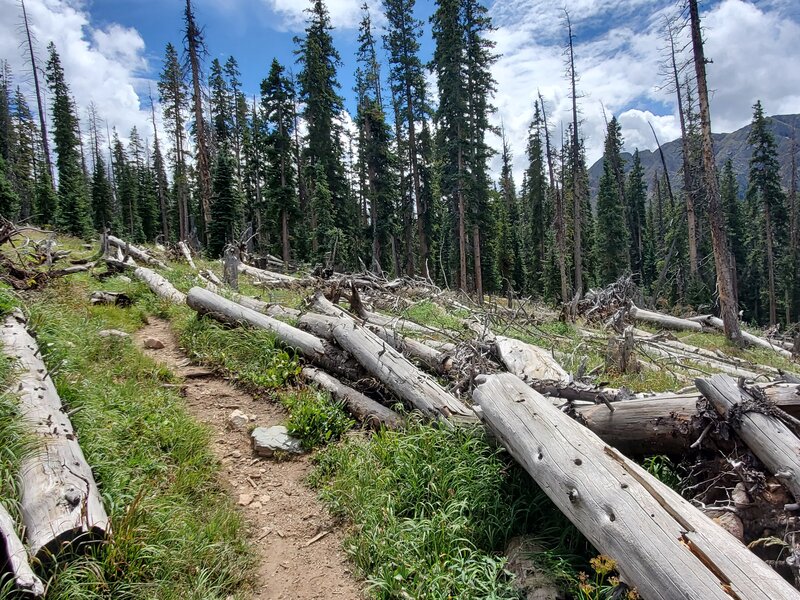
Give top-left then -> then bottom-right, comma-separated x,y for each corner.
186,287 -> 361,381
177,240 -> 196,270
238,262 -> 311,286
474,372 -> 798,600
0,502 -> 44,596
310,292 -> 474,422
107,235 -> 168,270
90,291 -> 132,307
692,315 -> 794,360
133,266 -> 186,304
301,367 -> 404,430
200,278 -> 300,319
696,374 -> 800,502
494,336 -> 569,383
1,310 -> 109,561
629,303 -> 703,332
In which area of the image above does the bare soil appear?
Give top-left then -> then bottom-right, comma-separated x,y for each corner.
135,318 -> 362,600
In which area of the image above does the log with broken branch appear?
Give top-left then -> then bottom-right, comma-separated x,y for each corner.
106,235 -> 168,270
696,374 -> 800,502
301,367 -> 404,430
692,315 -> 795,360
310,292 -> 475,422
473,372 -> 799,600
1,309 -> 109,562
0,502 -> 44,596
186,287 -> 362,382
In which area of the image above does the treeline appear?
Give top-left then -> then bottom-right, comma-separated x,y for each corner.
0,0 -> 798,328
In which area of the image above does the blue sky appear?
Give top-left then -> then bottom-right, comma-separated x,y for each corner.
2,0 -> 800,179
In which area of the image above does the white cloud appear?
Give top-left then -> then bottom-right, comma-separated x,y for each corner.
0,0 -> 164,164
488,0 -> 800,185
264,0 -> 383,31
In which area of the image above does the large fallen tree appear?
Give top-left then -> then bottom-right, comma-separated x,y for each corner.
1,310 -> 109,562
107,235 -> 168,270
474,372 -> 799,600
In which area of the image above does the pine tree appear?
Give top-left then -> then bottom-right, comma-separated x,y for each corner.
745,100 -> 787,325
594,119 -> 629,283
720,159 -> 744,305
208,149 -> 241,256
626,149 -> 646,280
383,0 -> 431,277
261,59 -> 298,264
356,7 -> 398,274
91,153 -> 113,230
158,43 -> 190,240
0,155 -> 20,219
10,86 -> 38,220
296,0 -> 354,265
34,169 -> 57,225
525,102 -> 549,295
45,42 -> 91,237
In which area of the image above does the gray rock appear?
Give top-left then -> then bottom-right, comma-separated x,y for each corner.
251,425 -> 303,457
228,409 -> 249,431
117,275 -> 132,283
98,329 -> 130,339
143,336 -> 165,349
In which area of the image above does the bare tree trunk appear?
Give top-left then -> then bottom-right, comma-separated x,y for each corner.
472,225 -> 483,305
565,12 -> 583,298
765,200 -> 777,325
668,22 -> 699,277
21,0 -> 54,188
150,96 -> 170,242
457,137 -> 467,291
688,0 -> 742,344
185,0 -> 211,242
0,502 -> 45,596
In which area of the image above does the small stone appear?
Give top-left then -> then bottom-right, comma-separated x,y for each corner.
732,483 -> 751,509
143,337 -> 165,349
228,410 -> 249,431
229,450 -> 242,459
259,494 -> 271,503
251,501 -> 263,510
98,329 -> 129,339
251,425 -> 303,457
713,512 -> 744,541
237,493 -> 253,506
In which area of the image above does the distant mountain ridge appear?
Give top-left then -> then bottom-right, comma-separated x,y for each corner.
588,114 -> 800,200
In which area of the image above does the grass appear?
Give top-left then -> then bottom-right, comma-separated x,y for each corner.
4,277 -> 254,599
401,300 -> 469,331
310,423 -> 593,599
280,388 -> 354,450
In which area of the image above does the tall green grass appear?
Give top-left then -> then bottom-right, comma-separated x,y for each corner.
311,423 -> 592,599
7,279 -> 254,599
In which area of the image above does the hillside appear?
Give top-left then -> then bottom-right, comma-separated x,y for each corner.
588,114 -> 800,198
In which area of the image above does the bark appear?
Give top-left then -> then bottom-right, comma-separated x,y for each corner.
697,374 -> 800,502
200,278 -> 300,319
629,303 -> 703,332
106,235 -> 168,269
474,372 -> 798,600
457,141 -> 468,292
0,502 -> 45,596
1,311 -> 109,562
132,265 -> 186,304
310,292 -> 474,422
238,262 -> 312,286
688,0 -> 742,345
223,246 -> 239,291
472,225 -> 483,304
566,12 -> 583,298
186,287 -> 361,381
301,367 -> 404,430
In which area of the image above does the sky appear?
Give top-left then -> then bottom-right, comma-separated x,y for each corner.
1,0 -> 800,184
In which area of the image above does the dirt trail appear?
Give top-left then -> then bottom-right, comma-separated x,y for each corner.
135,318 -> 362,600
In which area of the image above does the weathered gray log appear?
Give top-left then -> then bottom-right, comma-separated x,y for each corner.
474,372 -> 798,600
692,315 -> 794,360
201,279 -> 301,319
301,367 -> 404,429
90,291 -> 131,307
495,336 -> 569,383
238,262 -> 308,285
177,240 -> 196,270
0,502 -> 44,596
186,287 -> 361,380
311,293 -> 474,422
629,303 -> 703,331
133,266 -> 186,304
201,268 -> 223,286
1,310 -> 109,561
107,235 -> 168,269
696,374 -> 800,502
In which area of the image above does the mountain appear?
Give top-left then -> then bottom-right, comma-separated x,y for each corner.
588,114 -> 800,200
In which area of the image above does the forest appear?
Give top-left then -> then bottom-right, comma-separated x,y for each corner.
0,0 -> 797,330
